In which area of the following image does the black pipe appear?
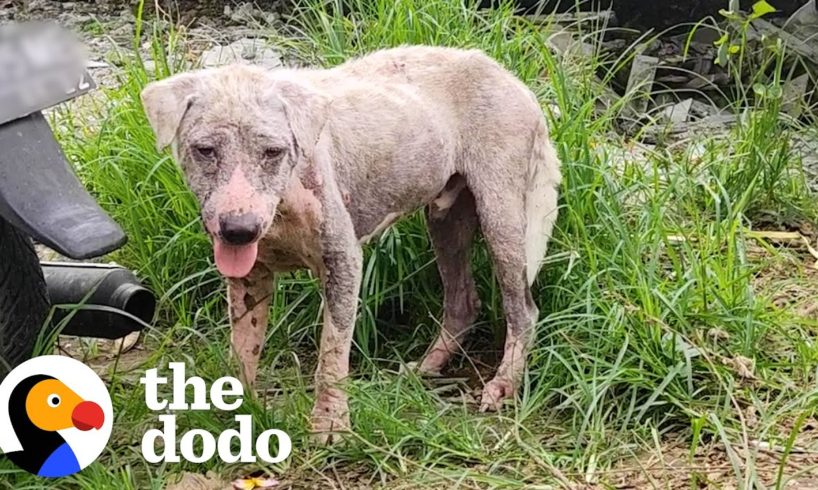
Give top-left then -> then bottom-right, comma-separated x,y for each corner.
41,262 -> 155,339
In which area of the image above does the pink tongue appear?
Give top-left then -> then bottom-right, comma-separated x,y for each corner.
213,240 -> 259,278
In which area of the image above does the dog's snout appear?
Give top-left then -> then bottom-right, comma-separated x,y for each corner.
218,213 -> 261,245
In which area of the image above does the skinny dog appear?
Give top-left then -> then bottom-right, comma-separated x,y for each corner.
141,46 -> 561,442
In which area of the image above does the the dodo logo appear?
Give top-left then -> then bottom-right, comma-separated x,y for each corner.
0,356 -> 113,478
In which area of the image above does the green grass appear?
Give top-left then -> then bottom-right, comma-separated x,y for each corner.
3,0 -> 818,488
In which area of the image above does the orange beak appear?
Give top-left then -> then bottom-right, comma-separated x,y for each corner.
71,401 -> 104,430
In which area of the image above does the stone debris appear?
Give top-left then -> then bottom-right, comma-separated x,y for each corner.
659,98 -> 693,125
225,2 -> 278,26
545,1 -> 817,160
782,73 -> 810,117
200,38 -> 282,69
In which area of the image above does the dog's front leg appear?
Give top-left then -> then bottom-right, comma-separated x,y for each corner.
311,238 -> 362,444
227,266 -> 275,386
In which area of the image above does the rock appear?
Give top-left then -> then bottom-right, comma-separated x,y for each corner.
108,21 -> 134,43
660,98 -> 693,125
199,38 -> 282,68
547,30 -> 594,57
749,18 -> 818,68
623,55 -> 659,118
0,1 -> 15,20
120,7 -> 134,20
229,2 -> 256,23
782,73 -> 810,118
785,0 -> 818,40
228,1 -> 278,25
24,0 -> 48,13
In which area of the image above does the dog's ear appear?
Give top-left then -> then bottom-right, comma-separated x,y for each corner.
274,79 -> 330,161
141,73 -> 202,150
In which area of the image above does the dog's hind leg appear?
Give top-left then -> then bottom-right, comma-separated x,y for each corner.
417,180 -> 481,376
468,179 -> 539,412
227,266 -> 275,386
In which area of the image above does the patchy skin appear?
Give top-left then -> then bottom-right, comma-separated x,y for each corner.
141,46 -> 562,443
255,175 -> 325,272
205,166 -> 276,236
225,176 -> 325,387
309,306 -> 353,444
227,266 -> 275,386
279,175 -> 324,231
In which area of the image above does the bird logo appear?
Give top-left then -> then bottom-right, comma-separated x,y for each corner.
0,356 -> 113,478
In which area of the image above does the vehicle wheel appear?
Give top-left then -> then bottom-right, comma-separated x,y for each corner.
0,216 -> 50,378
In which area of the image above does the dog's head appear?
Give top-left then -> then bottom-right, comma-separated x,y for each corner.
141,65 -> 329,278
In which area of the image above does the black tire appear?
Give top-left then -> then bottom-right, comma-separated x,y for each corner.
0,217 -> 50,378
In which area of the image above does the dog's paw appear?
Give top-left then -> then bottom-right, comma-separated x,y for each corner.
310,392 -> 350,445
416,355 -> 447,377
413,347 -> 455,377
400,360 -> 443,377
479,377 -> 516,412
310,412 -> 350,445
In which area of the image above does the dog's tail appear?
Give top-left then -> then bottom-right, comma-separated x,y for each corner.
524,117 -> 561,285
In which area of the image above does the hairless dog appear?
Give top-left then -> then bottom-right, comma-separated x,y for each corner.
141,46 -> 561,443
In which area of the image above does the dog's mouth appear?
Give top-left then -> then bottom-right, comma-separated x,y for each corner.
213,238 -> 259,278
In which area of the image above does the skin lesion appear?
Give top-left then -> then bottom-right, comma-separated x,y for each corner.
226,269 -> 276,386
243,291 -> 258,311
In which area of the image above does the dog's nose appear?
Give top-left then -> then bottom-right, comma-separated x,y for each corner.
218,213 -> 261,245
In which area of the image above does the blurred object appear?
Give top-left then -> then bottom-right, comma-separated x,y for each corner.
0,21 -> 93,126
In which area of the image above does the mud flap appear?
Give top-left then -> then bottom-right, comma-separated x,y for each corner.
0,112 -> 126,259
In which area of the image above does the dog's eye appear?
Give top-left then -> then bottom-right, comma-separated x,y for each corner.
264,147 -> 285,160
193,145 -> 216,159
